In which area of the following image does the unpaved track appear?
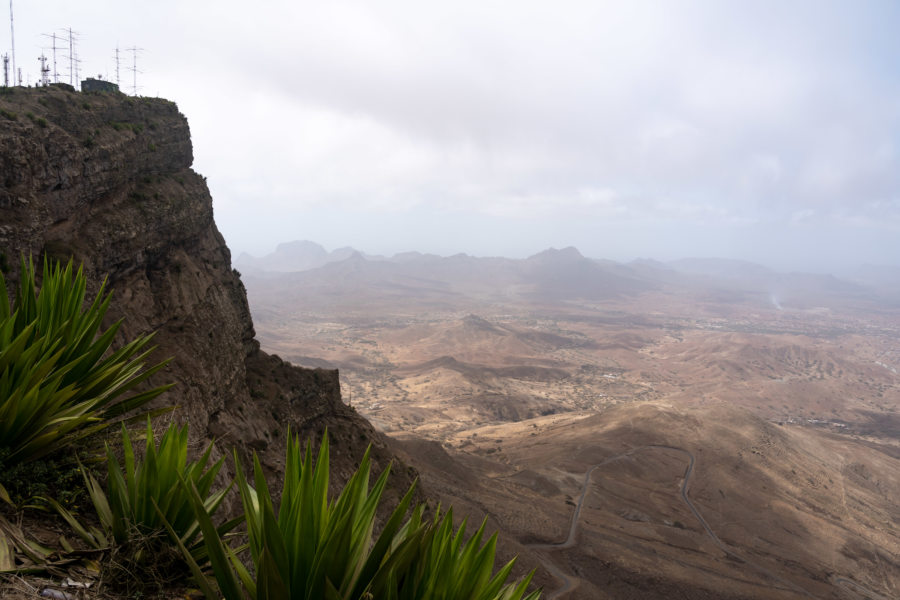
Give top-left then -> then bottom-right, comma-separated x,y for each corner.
526,444 -> 835,599
646,446 -> 816,599
528,448 -> 645,598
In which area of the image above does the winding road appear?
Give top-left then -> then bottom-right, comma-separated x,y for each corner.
527,448 -> 645,598
524,444 -> 883,600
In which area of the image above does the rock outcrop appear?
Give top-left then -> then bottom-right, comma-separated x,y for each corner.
0,85 -> 410,491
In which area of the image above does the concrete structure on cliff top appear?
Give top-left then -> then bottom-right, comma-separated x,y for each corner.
81,77 -> 119,93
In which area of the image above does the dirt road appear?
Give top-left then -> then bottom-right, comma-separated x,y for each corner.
528,444 -> 828,599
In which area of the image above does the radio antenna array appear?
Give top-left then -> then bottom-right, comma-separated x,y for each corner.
61,27 -> 81,88
125,46 -> 143,96
42,32 -> 60,83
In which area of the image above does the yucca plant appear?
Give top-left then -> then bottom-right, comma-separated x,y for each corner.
0,257 -> 173,486
177,432 -> 540,600
50,420 -> 236,559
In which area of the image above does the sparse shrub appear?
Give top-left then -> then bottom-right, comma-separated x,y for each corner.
23,112 -> 48,129
0,108 -> 17,120
83,136 -> 95,148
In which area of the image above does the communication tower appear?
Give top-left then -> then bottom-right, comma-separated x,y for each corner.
2,53 -> 8,87
42,32 -> 60,83
113,45 -> 120,87
126,46 -> 143,96
8,0 -> 15,85
62,27 -> 80,87
38,53 -> 50,86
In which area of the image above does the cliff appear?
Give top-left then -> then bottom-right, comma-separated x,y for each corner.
0,85 -> 410,489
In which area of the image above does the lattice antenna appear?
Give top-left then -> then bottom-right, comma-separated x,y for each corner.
42,32 -> 60,83
8,0 -> 15,85
125,46 -> 144,96
38,53 -> 49,86
61,27 -> 79,86
113,44 -> 120,86
73,50 -> 81,88
2,53 -> 8,87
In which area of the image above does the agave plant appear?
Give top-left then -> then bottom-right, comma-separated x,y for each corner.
375,510 -> 540,600
177,432 -> 540,600
0,257 -> 172,481
50,420 -> 237,561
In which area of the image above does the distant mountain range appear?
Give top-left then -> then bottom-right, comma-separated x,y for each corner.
236,241 -> 369,273
237,240 -> 899,309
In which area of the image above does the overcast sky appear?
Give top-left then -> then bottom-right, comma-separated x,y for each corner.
6,1 -> 900,272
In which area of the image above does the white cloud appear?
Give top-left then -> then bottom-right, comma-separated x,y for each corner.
6,0 -> 900,268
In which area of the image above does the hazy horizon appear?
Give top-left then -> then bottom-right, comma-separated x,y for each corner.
237,237 -> 900,278
6,1 -> 900,273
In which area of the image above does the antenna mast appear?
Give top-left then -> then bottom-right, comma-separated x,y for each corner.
8,0 -> 15,84
67,28 -> 73,85
126,46 -> 143,96
60,28 -> 83,90
2,54 -> 8,87
43,33 -> 60,83
114,45 -> 120,87
64,27 -> 75,86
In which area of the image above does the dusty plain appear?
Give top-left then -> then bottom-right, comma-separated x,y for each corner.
242,249 -> 900,599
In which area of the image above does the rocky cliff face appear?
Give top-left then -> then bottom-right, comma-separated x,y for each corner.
0,85 -> 410,489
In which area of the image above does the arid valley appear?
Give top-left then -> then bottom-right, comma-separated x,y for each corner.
239,242 -> 900,599
3,7 -> 898,596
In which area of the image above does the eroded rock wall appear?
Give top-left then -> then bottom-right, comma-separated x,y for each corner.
0,86 -> 408,493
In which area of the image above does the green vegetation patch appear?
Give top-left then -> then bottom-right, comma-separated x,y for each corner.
0,257 -> 173,497
182,432 -> 541,600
